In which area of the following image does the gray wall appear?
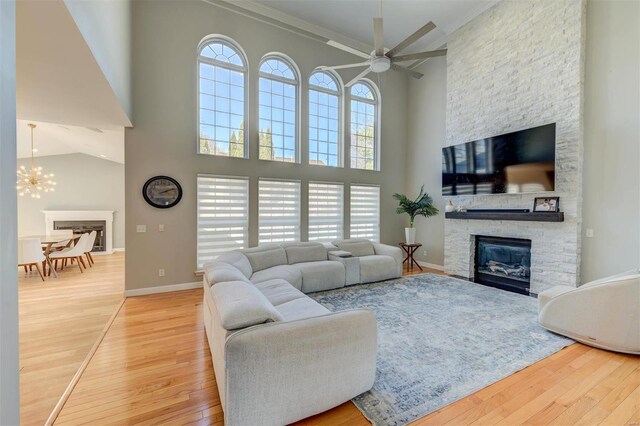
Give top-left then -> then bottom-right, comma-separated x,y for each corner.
125,0 -> 409,291
17,153 -> 125,248
582,0 -> 640,281
64,0 -> 132,119
406,56 -> 447,267
0,0 -> 20,423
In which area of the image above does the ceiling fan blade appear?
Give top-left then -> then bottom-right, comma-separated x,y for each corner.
391,49 -> 447,62
318,62 -> 370,71
386,21 -> 437,57
374,17 -> 384,57
390,64 -> 424,79
345,67 -> 372,87
326,40 -> 371,60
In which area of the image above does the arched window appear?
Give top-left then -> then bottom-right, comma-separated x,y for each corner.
198,37 -> 247,158
258,55 -> 299,163
349,81 -> 379,170
308,71 -> 341,167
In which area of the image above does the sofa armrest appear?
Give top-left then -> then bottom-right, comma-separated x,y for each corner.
223,309 -> 377,426
373,243 -> 404,274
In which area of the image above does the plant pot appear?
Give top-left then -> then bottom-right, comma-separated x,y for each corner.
405,227 -> 416,244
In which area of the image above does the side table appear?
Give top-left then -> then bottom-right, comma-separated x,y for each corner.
399,242 -> 423,271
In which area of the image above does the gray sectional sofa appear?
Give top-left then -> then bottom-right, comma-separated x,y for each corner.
202,239 -> 403,426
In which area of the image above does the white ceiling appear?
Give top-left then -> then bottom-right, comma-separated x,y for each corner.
16,0 -> 131,130
250,0 -> 499,55
16,119 -> 124,164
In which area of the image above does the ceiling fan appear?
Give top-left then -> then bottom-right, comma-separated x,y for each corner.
320,3 -> 447,86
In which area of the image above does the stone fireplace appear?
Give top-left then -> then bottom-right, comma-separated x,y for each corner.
444,0 -> 585,295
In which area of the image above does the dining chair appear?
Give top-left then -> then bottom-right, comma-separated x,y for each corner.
18,238 -> 47,282
50,233 -> 91,273
49,229 -> 74,252
84,230 -> 97,267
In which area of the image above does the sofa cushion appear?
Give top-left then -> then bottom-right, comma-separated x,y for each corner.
240,245 -> 288,272
359,255 -> 399,283
217,251 -> 252,278
250,265 -> 303,290
204,261 -> 251,287
293,260 -> 346,293
211,281 -> 283,330
282,242 -> 328,265
275,297 -> 330,321
254,279 -> 306,306
332,239 -> 375,257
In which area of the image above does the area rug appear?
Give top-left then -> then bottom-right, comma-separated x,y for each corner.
309,273 -> 572,426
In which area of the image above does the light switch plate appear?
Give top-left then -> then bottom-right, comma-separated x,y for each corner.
158,269 -> 165,277
585,229 -> 594,238
158,224 -> 165,232
136,225 -> 146,233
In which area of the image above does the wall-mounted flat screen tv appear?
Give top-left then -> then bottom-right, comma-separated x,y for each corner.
442,123 -> 556,195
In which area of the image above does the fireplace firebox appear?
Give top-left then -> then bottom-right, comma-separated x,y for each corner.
474,236 -> 531,294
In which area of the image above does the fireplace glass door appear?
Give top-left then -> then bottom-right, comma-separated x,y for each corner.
474,236 -> 531,294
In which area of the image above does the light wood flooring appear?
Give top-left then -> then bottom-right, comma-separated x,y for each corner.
49,258 -> 639,425
19,252 -> 124,426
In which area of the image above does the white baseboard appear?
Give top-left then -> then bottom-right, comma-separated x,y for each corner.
124,281 -> 201,297
417,261 -> 445,271
112,247 -> 125,252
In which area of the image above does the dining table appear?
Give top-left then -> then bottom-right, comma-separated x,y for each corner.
19,234 -> 83,278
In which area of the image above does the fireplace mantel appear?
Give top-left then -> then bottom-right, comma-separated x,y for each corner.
42,210 -> 115,254
445,211 -> 564,222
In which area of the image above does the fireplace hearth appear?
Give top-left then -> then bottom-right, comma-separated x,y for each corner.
474,236 -> 531,294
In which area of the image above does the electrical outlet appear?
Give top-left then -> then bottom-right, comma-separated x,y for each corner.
423,250 -> 427,256
158,224 -> 165,232
136,225 -> 146,233
158,269 -> 165,277
585,229 -> 594,238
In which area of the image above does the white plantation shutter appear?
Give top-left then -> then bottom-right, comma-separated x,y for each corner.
197,175 -> 249,269
350,184 -> 380,242
308,182 -> 344,242
259,179 -> 301,243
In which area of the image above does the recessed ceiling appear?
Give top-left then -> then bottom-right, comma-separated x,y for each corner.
250,0 -> 499,54
16,119 -> 124,164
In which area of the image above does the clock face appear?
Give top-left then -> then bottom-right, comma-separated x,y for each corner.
143,176 -> 182,209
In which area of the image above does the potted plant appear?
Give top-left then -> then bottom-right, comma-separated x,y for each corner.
393,185 -> 439,244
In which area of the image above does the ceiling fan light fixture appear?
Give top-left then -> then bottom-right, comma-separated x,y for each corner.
371,56 -> 390,73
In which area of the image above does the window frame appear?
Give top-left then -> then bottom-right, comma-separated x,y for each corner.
258,177 -> 302,244
349,183 -> 381,242
348,79 -> 381,171
257,53 -> 302,164
196,174 -> 250,270
197,35 -> 249,159
308,181 -> 345,242
308,69 -> 344,168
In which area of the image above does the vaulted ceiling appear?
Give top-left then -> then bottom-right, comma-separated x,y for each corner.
249,0 -> 499,54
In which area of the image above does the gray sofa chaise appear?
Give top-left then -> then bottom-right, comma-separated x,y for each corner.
202,239 -> 403,425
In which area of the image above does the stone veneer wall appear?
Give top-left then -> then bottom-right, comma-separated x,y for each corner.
444,0 -> 586,294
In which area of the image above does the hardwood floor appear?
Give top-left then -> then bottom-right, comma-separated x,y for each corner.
53,260 -> 639,425
19,252 -> 124,426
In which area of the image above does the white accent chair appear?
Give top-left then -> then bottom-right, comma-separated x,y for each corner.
18,238 -> 47,282
50,233 -> 91,273
538,269 -> 640,354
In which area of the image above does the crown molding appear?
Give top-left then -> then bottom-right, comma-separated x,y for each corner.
201,0 -> 373,58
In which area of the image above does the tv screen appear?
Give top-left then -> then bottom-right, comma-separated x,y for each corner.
442,123 -> 556,195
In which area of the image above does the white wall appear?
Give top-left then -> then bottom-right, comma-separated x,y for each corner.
64,0 -> 131,119
17,153 -> 125,249
582,0 -> 640,281
406,56 -> 447,267
0,0 -> 20,423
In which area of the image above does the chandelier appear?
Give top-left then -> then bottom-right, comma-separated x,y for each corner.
17,123 -> 56,198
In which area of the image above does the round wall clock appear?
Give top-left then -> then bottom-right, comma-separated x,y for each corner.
142,176 -> 183,209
